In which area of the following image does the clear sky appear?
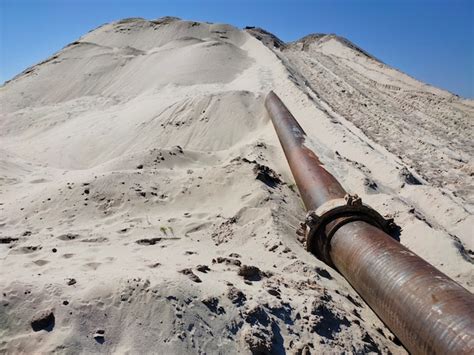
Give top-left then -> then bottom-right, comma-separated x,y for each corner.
1,0 -> 473,98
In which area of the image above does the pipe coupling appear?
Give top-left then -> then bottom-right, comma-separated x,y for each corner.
304,194 -> 397,266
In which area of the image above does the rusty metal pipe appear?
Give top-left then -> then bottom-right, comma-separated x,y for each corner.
264,91 -> 346,210
265,91 -> 474,354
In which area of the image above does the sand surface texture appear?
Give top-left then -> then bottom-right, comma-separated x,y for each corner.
1,17 -> 473,354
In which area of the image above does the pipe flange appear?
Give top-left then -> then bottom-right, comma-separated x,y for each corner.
304,194 -> 396,266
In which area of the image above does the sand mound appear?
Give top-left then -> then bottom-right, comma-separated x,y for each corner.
280,32 -> 474,206
1,17 -> 472,354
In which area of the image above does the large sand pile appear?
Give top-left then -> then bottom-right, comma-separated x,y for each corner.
1,17 -> 472,354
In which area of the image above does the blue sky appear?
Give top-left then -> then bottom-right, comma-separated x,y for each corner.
1,0 -> 473,98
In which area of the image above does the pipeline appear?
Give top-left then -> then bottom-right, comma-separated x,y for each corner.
265,91 -> 474,354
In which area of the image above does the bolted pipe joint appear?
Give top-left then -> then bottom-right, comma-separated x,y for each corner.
304,194 -> 396,266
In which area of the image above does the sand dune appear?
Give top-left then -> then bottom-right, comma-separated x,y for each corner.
0,17 -> 472,354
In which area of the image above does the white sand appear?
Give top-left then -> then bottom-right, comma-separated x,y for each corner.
0,17 -> 472,354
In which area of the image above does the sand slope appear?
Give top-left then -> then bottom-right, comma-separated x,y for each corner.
0,17 -> 472,354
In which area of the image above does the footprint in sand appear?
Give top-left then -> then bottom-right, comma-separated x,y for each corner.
81,237 -> 108,243
33,259 -> 50,266
57,233 -> 81,241
83,262 -> 101,270
13,245 -> 42,254
0,237 -> 19,244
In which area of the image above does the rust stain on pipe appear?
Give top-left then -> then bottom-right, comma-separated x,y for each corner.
265,91 -> 474,354
264,90 -> 346,210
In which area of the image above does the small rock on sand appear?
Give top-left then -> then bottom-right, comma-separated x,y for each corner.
202,297 -> 225,315
213,257 -> 241,267
180,268 -> 202,283
31,309 -> 55,332
196,264 -> 210,273
227,286 -> 246,306
94,329 -> 105,343
238,265 -> 262,281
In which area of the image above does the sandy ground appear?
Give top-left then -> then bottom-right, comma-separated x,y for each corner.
0,17 -> 472,354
